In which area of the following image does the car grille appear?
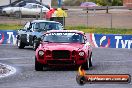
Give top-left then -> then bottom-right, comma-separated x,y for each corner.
47,60 -> 74,65
52,50 -> 70,59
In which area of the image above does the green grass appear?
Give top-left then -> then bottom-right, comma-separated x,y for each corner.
65,26 -> 132,34
0,24 -> 132,34
0,24 -> 23,30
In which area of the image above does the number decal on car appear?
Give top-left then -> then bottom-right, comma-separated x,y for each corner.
27,34 -> 29,42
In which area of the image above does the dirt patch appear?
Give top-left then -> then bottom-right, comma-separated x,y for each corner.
0,63 -> 16,78
0,64 -> 11,75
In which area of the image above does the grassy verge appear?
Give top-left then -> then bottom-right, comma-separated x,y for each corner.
66,26 -> 132,34
0,24 -> 132,34
0,24 -> 23,30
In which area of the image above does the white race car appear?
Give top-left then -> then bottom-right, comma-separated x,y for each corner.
2,3 -> 49,17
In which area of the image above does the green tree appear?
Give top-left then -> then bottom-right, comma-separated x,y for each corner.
51,0 -> 58,6
63,0 -> 123,6
111,0 -> 123,6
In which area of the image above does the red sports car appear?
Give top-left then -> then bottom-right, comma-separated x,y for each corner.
35,30 -> 92,71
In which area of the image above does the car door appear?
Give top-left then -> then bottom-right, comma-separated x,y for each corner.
20,4 -> 31,15
29,4 -> 39,15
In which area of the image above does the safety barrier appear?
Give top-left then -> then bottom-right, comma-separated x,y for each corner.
0,30 -> 132,49
0,30 -> 17,45
89,33 -> 132,49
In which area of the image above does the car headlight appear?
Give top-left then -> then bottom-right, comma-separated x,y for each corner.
79,51 -> 85,56
38,50 -> 44,56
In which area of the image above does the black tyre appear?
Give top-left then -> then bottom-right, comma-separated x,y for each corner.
17,38 -> 25,49
33,40 -> 39,51
14,11 -> 22,18
82,60 -> 89,70
89,53 -> 93,67
35,57 -> 43,71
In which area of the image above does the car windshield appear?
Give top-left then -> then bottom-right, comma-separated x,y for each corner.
34,22 -> 63,31
43,32 -> 85,43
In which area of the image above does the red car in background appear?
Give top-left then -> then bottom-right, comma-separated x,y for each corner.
35,30 -> 92,71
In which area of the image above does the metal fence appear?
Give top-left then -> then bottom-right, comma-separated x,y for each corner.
0,8 -> 132,29
65,8 -> 132,29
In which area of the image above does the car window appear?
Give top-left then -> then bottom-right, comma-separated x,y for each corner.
44,22 -> 63,30
31,22 -> 63,32
32,5 -> 37,8
39,22 -> 46,30
43,32 -> 85,43
24,4 -> 33,8
15,1 -> 24,7
38,5 -> 43,8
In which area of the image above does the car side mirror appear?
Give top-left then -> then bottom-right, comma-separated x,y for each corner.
84,36 -> 87,41
27,26 -> 32,30
39,41 -> 43,44
19,29 -> 26,31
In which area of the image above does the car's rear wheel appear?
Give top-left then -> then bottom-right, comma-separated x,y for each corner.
14,11 -> 22,18
35,57 -> 43,71
17,38 -> 25,49
2,11 -> 7,16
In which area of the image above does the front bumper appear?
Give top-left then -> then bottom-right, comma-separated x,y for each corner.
46,60 -> 75,66
37,58 -> 87,67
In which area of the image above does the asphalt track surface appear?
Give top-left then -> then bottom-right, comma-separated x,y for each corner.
0,45 -> 132,88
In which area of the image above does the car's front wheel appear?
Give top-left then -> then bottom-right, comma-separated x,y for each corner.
82,60 -> 89,70
89,53 -> 93,67
35,57 -> 43,71
33,40 -> 39,51
17,38 -> 25,49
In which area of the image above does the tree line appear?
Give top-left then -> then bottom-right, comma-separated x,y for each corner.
52,0 -> 123,6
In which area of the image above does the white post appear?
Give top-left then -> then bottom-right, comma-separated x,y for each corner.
110,13 -> 112,29
86,8 -> 88,27
40,0 -> 43,19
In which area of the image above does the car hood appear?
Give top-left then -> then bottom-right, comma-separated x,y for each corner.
42,43 -> 84,51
